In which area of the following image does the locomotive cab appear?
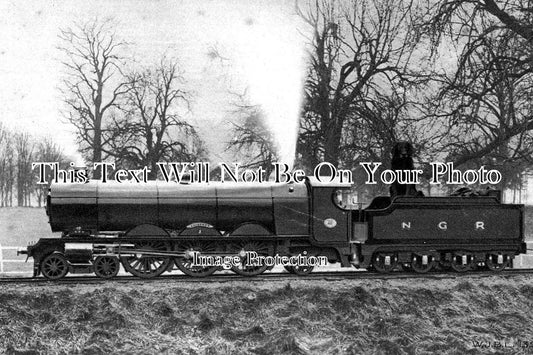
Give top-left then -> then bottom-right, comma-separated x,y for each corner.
308,177 -> 352,245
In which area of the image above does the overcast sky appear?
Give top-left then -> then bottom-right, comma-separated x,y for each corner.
0,0 -> 307,165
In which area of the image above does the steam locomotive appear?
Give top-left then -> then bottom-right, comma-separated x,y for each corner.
20,177 -> 526,279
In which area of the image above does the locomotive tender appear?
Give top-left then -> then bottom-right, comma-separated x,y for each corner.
20,177 -> 526,279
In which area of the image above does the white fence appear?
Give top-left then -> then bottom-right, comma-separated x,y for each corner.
0,244 -> 31,274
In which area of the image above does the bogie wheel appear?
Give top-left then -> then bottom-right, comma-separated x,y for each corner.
174,242 -> 219,277
450,252 -> 475,272
121,240 -> 172,278
485,252 -> 509,272
94,256 -> 120,279
231,241 -> 273,276
41,253 -> 69,280
411,254 -> 436,273
372,253 -> 398,273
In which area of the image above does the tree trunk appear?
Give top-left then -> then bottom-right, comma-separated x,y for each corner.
323,115 -> 343,165
93,114 -> 103,179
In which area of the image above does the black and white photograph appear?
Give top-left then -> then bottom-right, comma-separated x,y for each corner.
1,0 -> 533,354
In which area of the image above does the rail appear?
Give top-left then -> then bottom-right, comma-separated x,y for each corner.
0,244 -> 30,274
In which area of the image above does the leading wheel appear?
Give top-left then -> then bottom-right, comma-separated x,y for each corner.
372,253 -> 398,273
231,241 -> 273,276
174,242 -> 218,277
121,241 -> 172,278
485,252 -> 509,272
41,253 -> 69,280
94,256 -> 120,279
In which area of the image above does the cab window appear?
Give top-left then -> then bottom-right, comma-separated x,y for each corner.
333,189 -> 359,210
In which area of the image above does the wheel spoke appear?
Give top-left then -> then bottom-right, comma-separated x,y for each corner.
121,241 -> 171,278
175,241 -> 219,277
42,253 -> 68,280
131,259 -> 141,269
94,256 -> 120,279
231,241 -> 272,276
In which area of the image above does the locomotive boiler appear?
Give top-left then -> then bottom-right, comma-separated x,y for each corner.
21,177 -> 526,279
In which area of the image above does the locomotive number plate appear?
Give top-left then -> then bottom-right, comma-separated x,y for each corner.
186,222 -> 214,229
324,218 -> 337,228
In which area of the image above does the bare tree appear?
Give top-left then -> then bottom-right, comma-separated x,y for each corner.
420,0 -> 533,188
296,0 -> 422,172
0,124 -> 7,206
226,91 -> 279,176
15,133 -> 34,207
0,123 -> 15,207
58,19 -> 130,173
107,59 -> 206,177
422,0 -> 533,45
34,139 -> 65,207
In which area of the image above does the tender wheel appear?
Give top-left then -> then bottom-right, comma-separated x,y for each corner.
231,241 -> 273,276
174,242 -> 218,277
41,253 -> 69,280
121,241 -> 172,278
450,252 -> 475,272
372,253 -> 398,273
485,252 -> 509,272
411,254 -> 435,273
94,256 -> 120,279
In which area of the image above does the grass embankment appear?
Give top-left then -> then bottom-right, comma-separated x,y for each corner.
1,277 -> 533,354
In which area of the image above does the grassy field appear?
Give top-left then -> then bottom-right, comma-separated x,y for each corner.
1,277 -> 533,354
0,208 -> 51,274
0,207 -> 54,246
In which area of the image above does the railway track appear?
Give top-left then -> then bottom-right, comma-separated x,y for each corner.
1,268 -> 533,285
